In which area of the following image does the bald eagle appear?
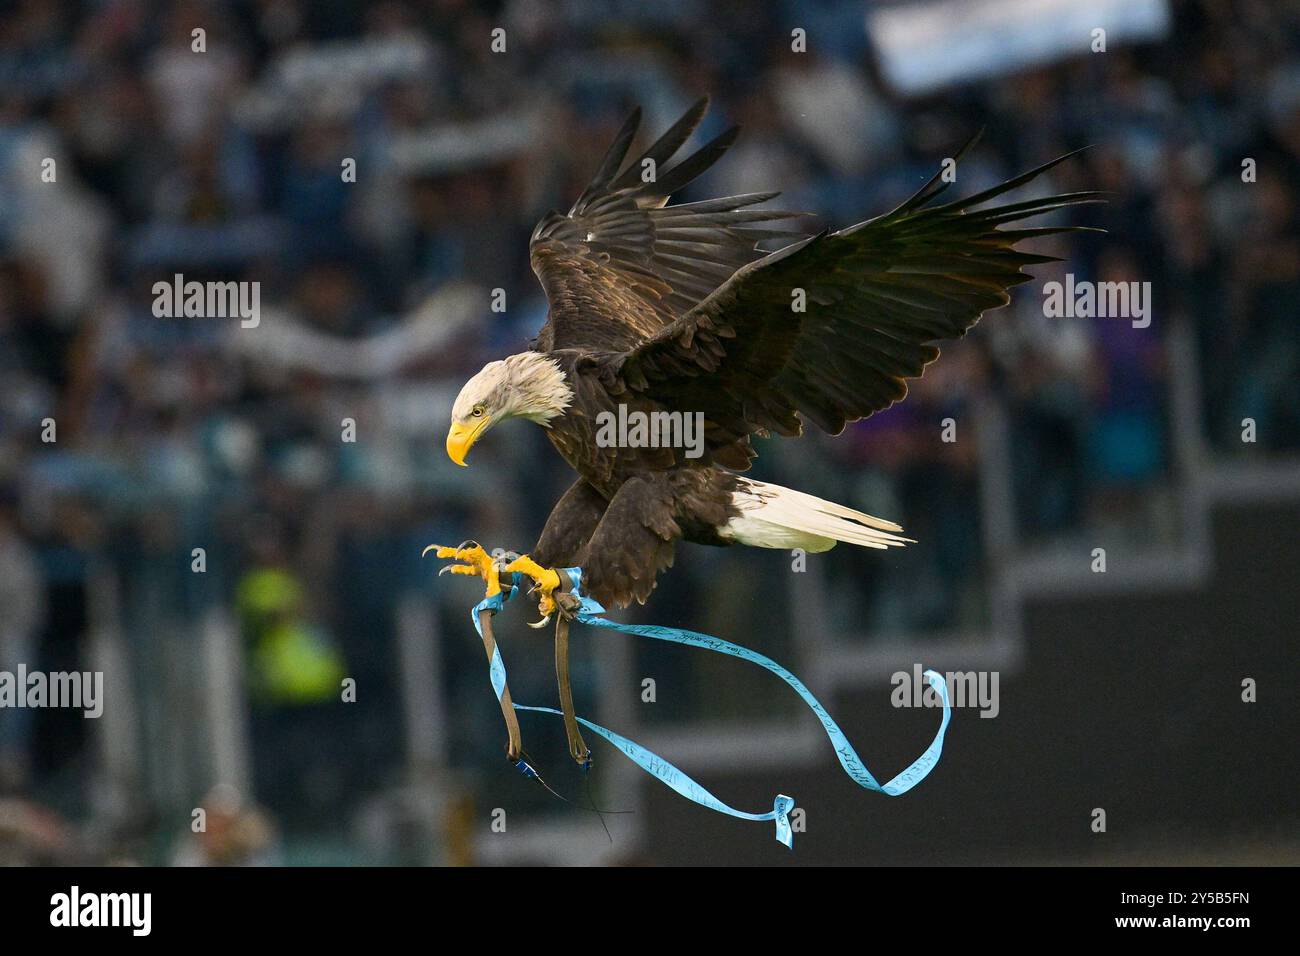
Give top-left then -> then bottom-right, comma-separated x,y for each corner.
435,98 -> 1096,623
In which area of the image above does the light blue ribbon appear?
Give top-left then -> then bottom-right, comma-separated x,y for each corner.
464,568 -> 951,847
514,704 -> 795,846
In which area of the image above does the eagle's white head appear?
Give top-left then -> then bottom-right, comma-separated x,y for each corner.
445,352 -> 573,466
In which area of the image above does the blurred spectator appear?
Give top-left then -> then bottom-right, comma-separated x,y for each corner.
172,783 -> 281,866
236,523 -> 346,827
0,796 -> 72,865
0,486 -> 46,791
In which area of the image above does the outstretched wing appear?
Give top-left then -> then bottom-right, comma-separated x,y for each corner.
611,143 -> 1103,443
530,97 -> 806,352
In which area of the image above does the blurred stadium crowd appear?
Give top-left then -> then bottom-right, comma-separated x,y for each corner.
1,0 -> 1298,862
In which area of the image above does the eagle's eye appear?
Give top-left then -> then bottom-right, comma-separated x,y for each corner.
471,404 -> 485,418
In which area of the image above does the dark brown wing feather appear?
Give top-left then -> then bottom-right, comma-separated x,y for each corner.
530,97 -> 807,352
562,469 -> 735,609
531,479 -> 608,568
573,475 -> 680,608
613,144 -> 1103,443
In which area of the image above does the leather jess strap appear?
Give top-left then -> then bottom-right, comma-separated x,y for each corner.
471,571 -> 589,771
475,606 -> 524,763
552,572 -> 592,768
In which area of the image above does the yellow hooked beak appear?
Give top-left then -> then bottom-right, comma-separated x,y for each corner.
446,417 -> 489,467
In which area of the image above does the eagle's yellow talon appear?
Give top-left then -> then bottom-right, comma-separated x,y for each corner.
503,555 -> 563,622
424,543 -> 501,597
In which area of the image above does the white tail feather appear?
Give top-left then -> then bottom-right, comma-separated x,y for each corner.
719,478 -> 911,552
